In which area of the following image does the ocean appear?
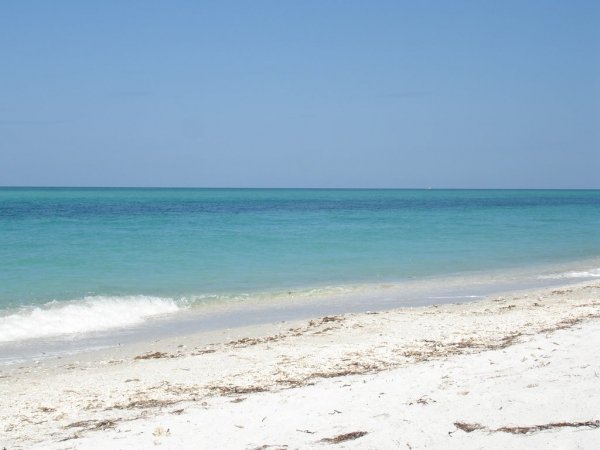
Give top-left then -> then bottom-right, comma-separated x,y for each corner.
1,188 -> 599,353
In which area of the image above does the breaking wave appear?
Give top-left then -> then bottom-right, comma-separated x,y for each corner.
539,268 -> 600,280
0,296 -> 181,343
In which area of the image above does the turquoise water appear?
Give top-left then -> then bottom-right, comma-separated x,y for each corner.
1,188 -> 599,343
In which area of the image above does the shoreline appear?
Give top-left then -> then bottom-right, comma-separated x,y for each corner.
2,257 -> 600,365
1,279 -> 599,448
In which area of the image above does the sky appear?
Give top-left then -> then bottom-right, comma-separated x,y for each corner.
0,1 -> 599,188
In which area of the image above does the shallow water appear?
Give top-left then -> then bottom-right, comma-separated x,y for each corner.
1,188 -> 599,347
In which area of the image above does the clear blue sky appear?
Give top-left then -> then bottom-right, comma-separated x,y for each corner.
1,1 -> 598,188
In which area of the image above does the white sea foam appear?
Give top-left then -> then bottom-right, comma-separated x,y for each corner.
0,296 -> 181,343
539,268 -> 600,280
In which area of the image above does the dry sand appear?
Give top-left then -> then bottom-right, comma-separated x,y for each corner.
1,281 -> 599,449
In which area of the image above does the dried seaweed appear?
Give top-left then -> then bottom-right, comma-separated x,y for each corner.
320,431 -> 368,443
453,422 -> 484,433
226,335 -> 282,348
308,316 -> 343,327
65,419 -> 117,431
251,445 -> 288,450
134,351 -> 170,360
540,313 -> 600,333
495,420 -> 600,434
114,398 -> 179,410
191,348 -> 216,355
453,420 -> 600,435
207,385 -> 267,395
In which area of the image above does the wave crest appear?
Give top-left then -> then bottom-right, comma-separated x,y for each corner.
539,268 -> 600,280
0,296 -> 180,343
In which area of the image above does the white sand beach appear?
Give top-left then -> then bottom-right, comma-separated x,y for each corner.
2,281 -> 599,449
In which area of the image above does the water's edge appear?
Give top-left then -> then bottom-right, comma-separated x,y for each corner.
1,258 -> 598,365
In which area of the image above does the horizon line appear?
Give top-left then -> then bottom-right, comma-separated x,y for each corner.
1,186 -> 599,191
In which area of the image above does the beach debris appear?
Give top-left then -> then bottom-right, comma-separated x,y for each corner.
321,316 -> 343,323
251,445 -> 288,450
452,422 -> 484,433
409,396 -> 434,405
320,431 -> 368,443
134,351 -> 170,360
114,398 -> 180,410
495,420 -> 600,434
227,335 -> 282,348
313,326 -> 336,334
104,359 -> 123,365
152,426 -> 170,437
297,429 -> 316,434
328,409 -> 342,415
551,289 -> 572,295
58,434 -> 80,442
65,419 -> 117,431
309,365 -> 379,380
208,385 -> 267,395
452,420 -> 600,434
308,316 -> 343,327
171,408 -> 184,415
540,313 -> 600,334
276,377 -> 314,388
191,348 -> 216,355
